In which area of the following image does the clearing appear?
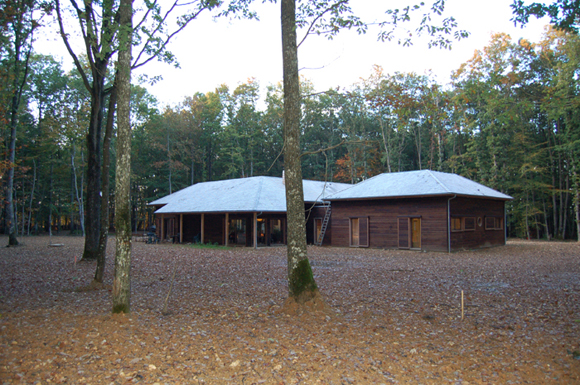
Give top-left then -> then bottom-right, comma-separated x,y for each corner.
1,236 -> 579,384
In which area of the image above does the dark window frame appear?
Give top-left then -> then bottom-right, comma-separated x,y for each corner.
485,216 -> 504,230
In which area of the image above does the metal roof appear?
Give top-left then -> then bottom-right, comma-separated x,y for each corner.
151,176 -> 351,214
327,170 -> 513,201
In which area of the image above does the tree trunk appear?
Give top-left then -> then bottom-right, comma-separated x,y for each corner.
281,0 -> 319,305
48,163 -> 53,238
70,150 -> 76,235
112,0 -> 133,313
5,104 -> 18,245
95,78 -> 118,284
4,2 -> 37,246
28,159 -> 36,236
573,163 -> 580,242
72,145 -> 85,236
82,66 -> 107,260
378,116 -> 392,173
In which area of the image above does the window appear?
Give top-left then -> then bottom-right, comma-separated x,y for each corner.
451,217 -> 476,232
451,217 -> 462,231
485,217 -> 503,230
464,217 -> 476,231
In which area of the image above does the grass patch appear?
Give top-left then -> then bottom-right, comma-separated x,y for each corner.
186,242 -> 231,250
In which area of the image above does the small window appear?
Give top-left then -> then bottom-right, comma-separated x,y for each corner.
464,217 -> 476,231
451,217 -> 462,231
451,217 -> 476,232
485,217 -> 503,230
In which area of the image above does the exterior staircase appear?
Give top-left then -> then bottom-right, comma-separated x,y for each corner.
315,203 -> 331,246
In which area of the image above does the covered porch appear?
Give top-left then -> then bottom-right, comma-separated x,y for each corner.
155,212 -> 287,247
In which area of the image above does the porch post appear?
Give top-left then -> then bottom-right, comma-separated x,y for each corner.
225,213 -> 229,246
201,213 -> 205,244
161,214 -> 165,242
179,214 -> 183,243
253,212 -> 258,249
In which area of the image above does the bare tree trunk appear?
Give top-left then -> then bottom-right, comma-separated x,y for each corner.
112,0 -> 133,313
70,150 -> 76,235
573,164 -> 580,242
27,159 -> 36,236
281,0 -> 319,305
72,146 -> 85,236
81,74 -> 107,258
5,71 -> 20,247
48,163 -> 53,239
95,79 -> 118,284
167,132 -> 172,194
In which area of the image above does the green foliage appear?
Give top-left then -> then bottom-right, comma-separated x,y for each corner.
4,21 -> 580,241
511,0 -> 580,33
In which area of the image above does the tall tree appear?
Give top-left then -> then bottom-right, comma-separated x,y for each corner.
281,0 -> 319,305
112,0 -> 133,314
1,0 -> 44,246
280,0 -> 468,307
56,0 -> 117,260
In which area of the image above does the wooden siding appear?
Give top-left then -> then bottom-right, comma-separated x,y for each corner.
450,197 -> 505,250
306,205 -> 332,246
331,197 -> 449,252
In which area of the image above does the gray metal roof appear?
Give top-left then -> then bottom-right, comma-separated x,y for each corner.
151,176 -> 351,214
327,170 -> 513,201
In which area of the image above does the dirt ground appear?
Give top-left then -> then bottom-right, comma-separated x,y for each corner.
0,236 -> 579,384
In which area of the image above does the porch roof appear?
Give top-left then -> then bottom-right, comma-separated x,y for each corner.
151,176 -> 351,214
327,170 -> 513,201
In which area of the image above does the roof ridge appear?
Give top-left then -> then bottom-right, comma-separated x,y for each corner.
426,170 -> 451,193
253,176 -> 264,211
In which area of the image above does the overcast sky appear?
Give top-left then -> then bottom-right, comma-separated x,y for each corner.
39,0 -> 548,108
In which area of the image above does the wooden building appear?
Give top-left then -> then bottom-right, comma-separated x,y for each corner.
326,170 -> 512,252
149,176 -> 350,247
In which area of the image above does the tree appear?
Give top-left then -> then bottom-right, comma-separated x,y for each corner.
55,0 -> 117,260
281,0 -> 319,305
1,0 -> 45,246
56,0 -> 256,287
280,0 -> 468,307
112,0 -> 133,314
511,0 -> 580,32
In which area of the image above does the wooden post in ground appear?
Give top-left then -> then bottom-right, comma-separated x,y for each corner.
201,213 -> 205,244
161,214 -> 165,242
254,212 -> 258,249
225,213 -> 229,246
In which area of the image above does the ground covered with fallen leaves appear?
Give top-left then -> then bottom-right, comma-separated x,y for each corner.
1,236 -> 579,384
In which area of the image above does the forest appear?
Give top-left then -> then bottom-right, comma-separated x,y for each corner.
1,17 -> 580,242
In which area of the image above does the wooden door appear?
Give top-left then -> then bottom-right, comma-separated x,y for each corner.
350,218 -> 360,246
314,218 -> 322,243
411,217 -> 421,249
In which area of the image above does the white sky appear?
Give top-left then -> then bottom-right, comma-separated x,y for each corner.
39,0 -> 548,109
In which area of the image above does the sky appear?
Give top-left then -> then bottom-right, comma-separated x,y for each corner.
39,0 -> 549,108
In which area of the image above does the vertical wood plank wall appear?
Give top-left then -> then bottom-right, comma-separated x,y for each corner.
331,196 -> 507,252
331,197 -> 449,252
449,197 -> 506,250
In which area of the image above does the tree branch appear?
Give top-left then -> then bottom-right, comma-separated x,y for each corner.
297,0 -> 349,48
301,139 -> 345,158
56,0 -> 92,95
